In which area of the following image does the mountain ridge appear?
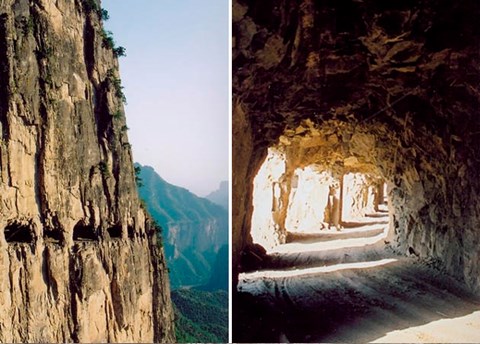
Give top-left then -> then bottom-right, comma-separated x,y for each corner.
136,164 -> 228,288
205,180 -> 229,210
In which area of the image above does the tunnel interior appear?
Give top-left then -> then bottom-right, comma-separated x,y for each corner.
233,0 -> 480,342
233,0 -> 480,293
43,227 -> 63,244
107,224 -> 123,239
249,123 -> 395,254
72,221 -> 98,241
4,221 -> 34,243
127,225 -> 135,239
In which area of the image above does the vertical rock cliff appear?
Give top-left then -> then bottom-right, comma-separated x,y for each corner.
0,0 -> 175,342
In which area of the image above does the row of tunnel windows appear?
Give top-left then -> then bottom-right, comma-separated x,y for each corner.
3,221 -> 142,244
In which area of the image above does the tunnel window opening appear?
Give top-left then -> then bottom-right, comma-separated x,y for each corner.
44,228 -> 63,243
283,170 -> 390,252
73,221 -> 98,241
127,226 -> 135,239
107,224 -> 122,239
341,173 -> 388,224
4,222 -> 34,243
251,147 -> 392,255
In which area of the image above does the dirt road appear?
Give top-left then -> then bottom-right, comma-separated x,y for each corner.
235,213 -> 480,343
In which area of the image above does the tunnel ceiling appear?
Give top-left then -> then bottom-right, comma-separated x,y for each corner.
233,0 -> 480,156
276,119 -> 394,178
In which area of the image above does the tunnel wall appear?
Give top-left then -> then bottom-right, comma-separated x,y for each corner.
251,148 -> 287,249
389,152 -> 480,293
342,173 -> 377,221
285,168 -> 332,233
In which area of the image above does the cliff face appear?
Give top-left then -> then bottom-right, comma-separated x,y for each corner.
0,0 -> 174,342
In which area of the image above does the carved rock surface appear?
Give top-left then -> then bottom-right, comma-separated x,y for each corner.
233,0 -> 480,294
0,0 -> 174,342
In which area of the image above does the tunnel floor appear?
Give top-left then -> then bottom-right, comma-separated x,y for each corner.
235,211 -> 480,343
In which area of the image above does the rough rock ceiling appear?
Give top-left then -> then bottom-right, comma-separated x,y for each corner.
233,0 -> 480,156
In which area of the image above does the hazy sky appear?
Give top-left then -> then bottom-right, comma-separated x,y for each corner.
102,0 -> 228,197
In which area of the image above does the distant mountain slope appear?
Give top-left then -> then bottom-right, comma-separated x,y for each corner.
136,164 -> 228,288
172,289 -> 228,343
200,244 -> 228,291
205,181 -> 229,210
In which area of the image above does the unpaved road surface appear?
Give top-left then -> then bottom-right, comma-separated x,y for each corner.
234,213 -> 480,343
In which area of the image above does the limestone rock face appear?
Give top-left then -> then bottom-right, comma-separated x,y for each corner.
251,148 -> 286,249
233,0 -> 480,295
0,0 -> 174,342
285,168 -> 333,233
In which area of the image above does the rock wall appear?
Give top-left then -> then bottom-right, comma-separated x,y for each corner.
251,148 -> 286,250
285,167 -> 332,233
233,0 -> 480,295
342,173 -> 378,221
0,0 -> 174,341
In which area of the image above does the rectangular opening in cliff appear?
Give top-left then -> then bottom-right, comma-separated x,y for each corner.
73,221 -> 98,241
44,228 -> 63,244
4,221 -> 34,243
107,224 -> 122,239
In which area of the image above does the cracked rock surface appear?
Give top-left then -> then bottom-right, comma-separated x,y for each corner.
0,0 -> 174,342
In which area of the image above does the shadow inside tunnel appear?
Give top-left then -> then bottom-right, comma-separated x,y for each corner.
287,224 -> 387,243
235,210 -> 480,343
234,257 -> 480,343
341,219 -> 389,228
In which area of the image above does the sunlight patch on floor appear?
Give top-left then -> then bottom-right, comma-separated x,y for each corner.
371,310 -> 480,343
239,258 -> 398,280
269,224 -> 388,254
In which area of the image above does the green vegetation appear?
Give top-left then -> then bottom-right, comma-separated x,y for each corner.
100,8 -> 109,21
150,218 -> 162,234
98,161 -> 110,177
100,29 -> 126,57
106,69 -> 127,104
150,218 -> 163,247
21,16 -> 34,35
172,289 -> 228,343
101,29 -> 115,50
83,0 -> 109,21
201,245 -> 228,291
134,165 -> 143,187
44,71 -> 53,86
113,46 -> 126,57
138,164 -> 228,341
83,0 -> 126,58
83,0 -> 99,13
112,110 -> 123,119
35,45 -> 53,60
